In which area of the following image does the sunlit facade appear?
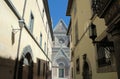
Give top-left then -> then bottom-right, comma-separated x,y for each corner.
0,0 -> 53,79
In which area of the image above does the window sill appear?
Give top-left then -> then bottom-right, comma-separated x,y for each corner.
97,64 -> 116,73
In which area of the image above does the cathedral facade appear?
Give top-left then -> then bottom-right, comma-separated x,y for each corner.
52,20 -> 70,79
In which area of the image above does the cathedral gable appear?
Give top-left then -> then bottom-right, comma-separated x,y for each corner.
53,19 -> 67,33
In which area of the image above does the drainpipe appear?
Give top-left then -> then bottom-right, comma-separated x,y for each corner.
13,0 -> 27,79
45,24 -> 49,79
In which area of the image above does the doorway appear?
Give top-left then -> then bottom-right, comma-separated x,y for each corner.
17,53 -> 33,79
82,54 -> 92,79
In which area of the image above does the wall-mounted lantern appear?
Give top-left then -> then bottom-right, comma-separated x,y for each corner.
89,23 -> 114,50
89,23 -> 97,43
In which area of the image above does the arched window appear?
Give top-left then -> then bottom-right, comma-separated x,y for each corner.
59,63 -> 64,78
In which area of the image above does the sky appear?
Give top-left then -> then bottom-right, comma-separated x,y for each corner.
48,0 -> 70,29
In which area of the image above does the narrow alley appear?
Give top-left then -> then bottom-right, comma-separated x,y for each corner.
0,0 -> 120,79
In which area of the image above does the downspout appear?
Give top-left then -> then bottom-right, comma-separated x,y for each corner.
47,29 -> 49,79
13,0 -> 27,79
45,23 -> 49,79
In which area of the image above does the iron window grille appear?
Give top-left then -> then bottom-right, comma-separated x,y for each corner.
96,37 -> 114,67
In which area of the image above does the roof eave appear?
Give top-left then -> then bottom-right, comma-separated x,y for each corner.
67,19 -> 71,35
66,0 -> 73,16
43,0 -> 54,41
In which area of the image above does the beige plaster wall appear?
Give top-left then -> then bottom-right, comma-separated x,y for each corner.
69,0 -> 117,79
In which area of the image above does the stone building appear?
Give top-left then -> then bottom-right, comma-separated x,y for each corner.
52,19 -> 70,79
66,0 -> 119,79
0,0 -> 53,79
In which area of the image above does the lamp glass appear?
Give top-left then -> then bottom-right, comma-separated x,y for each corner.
89,23 -> 97,41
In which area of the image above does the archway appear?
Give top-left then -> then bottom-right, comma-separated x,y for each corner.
56,57 -> 69,78
17,45 -> 34,79
82,54 -> 92,79
18,53 -> 33,79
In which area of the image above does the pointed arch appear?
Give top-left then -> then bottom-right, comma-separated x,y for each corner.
18,45 -> 34,79
82,54 -> 92,79
53,49 -> 70,66
21,45 -> 34,60
58,62 -> 65,78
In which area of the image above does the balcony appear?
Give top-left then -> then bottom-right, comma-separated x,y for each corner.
104,0 -> 120,26
92,0 -> 112,17
92,0 -> 120,30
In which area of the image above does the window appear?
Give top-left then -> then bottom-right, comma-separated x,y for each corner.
59,63 -> 64,78
71,50 -> 74,58
11,31 -> 15,45
37,59 -> 41,76
59,69 -> 64,78
59,38 -> 64,44
29,12 -> 34,33
44,42 -> 46,53
96,37 -> 114,67
40,33 -> 42,47
75,21 -> 78,45
76,57 -> 80,74
42,9 -> 44,19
